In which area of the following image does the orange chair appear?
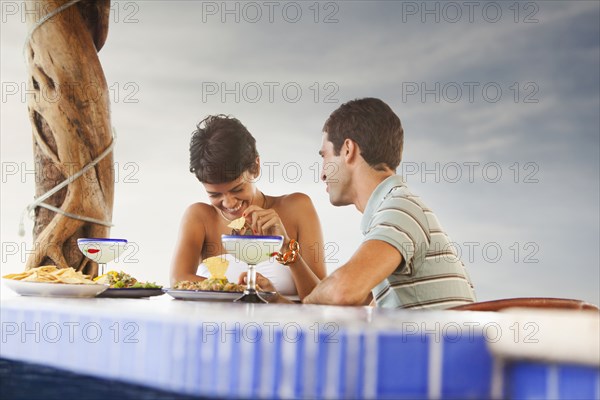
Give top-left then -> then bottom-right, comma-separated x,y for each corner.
449,297 -> 599,312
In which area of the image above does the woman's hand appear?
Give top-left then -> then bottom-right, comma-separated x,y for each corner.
237,271 -> 276,293
243,205 -> 290,245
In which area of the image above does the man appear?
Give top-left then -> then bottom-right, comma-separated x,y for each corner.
264,98 -> 476,309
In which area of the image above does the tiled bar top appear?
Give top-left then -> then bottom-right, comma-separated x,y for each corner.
1,294 -> 598,399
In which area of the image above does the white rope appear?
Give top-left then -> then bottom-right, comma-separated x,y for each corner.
19,0 -> 117,237
19,129 -> 116,237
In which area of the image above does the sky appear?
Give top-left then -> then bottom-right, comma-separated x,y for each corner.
1,0 -> 599,304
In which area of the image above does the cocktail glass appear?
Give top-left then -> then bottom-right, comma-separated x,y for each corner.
221,235 -> 283,303
77,238 -> 128,276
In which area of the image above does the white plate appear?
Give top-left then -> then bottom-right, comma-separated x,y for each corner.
165,289 -> 275,302
97,288 -> 165,298
2,278 -> 108,298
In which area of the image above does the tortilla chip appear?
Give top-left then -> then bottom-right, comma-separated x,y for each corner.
3,271 -> 30,280
3,265 -> 96,284
203,256 -> 229,280
227,217 -> 247,230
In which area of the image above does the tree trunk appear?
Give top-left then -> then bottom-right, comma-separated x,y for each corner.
25,0 -> 113,277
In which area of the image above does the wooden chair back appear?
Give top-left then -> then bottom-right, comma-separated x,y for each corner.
449,297 -> 599,312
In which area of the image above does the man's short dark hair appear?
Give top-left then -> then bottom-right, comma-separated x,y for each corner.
323,98 -> 404,171
189,115 -> 259,183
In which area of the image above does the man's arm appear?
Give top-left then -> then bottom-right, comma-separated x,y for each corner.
302,239 -> 402,306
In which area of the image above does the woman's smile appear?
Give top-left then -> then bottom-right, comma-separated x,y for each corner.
222,202 -> 244,214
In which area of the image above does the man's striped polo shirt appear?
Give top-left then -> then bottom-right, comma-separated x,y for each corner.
361,175 -> 476,309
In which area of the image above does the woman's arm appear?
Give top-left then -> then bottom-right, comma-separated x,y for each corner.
245,193 -> 326,299
286,193 -> 326,298
169,204 -> 209,286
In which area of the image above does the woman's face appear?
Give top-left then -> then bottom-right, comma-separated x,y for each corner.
203,170 -> 258,220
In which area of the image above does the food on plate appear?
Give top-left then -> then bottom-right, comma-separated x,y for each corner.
3,266 -> 97,284
94,271 -> 162,289
173,278 -> 244,292
172,255 -> 243,291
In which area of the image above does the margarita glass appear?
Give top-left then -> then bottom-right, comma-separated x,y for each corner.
221,235 -> 283,303
77,238 -> 128,277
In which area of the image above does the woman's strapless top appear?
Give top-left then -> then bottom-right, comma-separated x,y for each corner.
196,253 -> 297,296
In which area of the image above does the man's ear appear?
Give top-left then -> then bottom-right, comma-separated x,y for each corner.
343,139 -> 359,163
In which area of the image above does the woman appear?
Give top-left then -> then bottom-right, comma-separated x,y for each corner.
170,115 -> 326,299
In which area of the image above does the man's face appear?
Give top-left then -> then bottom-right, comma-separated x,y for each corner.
319,133 -> 351,206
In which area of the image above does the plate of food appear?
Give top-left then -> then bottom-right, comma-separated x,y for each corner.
2,266 -> 108,298
165,279 -> 275,302
94,271 -> 164,298
166,255 -> 275,302
166,289 -> 243,302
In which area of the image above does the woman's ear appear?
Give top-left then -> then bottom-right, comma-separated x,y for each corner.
254,156 -> 261,178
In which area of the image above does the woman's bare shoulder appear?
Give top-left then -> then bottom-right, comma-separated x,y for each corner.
182,202 -> 217,222
270,192 -> 316,214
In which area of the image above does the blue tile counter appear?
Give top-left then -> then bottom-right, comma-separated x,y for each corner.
1,294 -> 598,399
505,362 -> 600,400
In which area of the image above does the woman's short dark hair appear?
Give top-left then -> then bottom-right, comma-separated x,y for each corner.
189,115 -> 259,183
323,98 -> 404,171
